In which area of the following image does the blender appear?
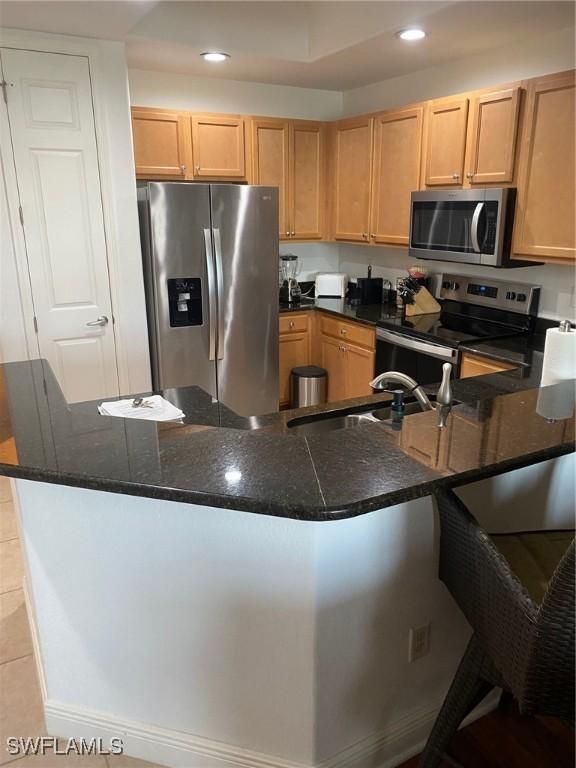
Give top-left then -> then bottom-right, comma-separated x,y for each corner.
279,254 -> 302,303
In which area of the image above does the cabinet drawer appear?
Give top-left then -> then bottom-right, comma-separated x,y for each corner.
279,313 -> 309,334
460,352 -> 516,378
319,314 -> 375,350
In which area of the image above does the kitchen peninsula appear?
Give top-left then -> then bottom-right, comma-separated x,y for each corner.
1,359 -> 574,768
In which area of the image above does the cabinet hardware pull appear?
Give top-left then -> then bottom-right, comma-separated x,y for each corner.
466,172 -> 473,179
289,321 -> 294,328
340,329 -> 346,335
291,231 -> 295,236
195,166 -> 200,172
452,173 -> 460,179
180,165 -> 186,172
285,231 -> 290,237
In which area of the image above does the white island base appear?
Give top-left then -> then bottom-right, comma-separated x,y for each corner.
12,455 -> 574,768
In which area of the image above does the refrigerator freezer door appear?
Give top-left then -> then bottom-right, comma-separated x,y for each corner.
142,182 -> 217,395
210,185 -> 279,416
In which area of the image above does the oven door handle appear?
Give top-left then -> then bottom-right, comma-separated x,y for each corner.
471,202 -> 484,253
376,328 -> 459,362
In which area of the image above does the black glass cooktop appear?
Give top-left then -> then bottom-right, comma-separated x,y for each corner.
377,300 -> 532,348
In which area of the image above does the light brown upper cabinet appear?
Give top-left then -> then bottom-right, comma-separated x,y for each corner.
513,71 -> 575,263
251,118 -> 290,237
424,98 -> 469,186
190,114 -> 246,179
131,108 -> 191,180
465,87 -> 520,184
424,87 -> 521,188
370,107 -> 424,245
290,121 -> 325,240
333,116 -> 374,241
251,118 -> 325,240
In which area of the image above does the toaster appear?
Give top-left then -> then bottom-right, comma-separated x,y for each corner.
315,273 -> 348,298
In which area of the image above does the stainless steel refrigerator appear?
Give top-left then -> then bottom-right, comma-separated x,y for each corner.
137,182 -> 279,416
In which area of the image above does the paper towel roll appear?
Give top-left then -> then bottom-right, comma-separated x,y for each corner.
540,326 -> 576,386
537,326 -> 576,420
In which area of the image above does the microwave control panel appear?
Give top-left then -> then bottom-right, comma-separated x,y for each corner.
439,274 -> 541,316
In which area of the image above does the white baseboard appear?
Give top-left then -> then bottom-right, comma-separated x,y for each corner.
44,691 -> 499,768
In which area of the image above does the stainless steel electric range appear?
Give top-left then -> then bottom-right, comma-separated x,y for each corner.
375,273 -> 541,386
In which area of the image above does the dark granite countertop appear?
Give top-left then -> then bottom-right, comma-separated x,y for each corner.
280,299 -> 550,368
0,359 -> 573,521
280,297 -> 399,327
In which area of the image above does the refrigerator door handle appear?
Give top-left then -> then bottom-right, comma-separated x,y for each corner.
203,228 -> 217,361
213,227 -> 225,360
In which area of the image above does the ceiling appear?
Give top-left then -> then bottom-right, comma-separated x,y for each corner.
0,1 -> 574,91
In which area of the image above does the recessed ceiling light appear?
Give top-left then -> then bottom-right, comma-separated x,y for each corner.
201,52 -> 230,62
397,28 -> 426,41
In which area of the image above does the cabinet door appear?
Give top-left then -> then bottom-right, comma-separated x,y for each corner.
513,71 -> 575,263
333,117 -> 373,242
424,98 -> 469,186
191,115 -> 246,178
344,342 -> 375,399
251,119 -> 290,238
320,335 -> 347,403
460,353 -> 516,379
370,107 -> 423,245
279,332 -> 309,407
466,87 -> 520,184
291,121 -> 325,240
131,108 -> 190,179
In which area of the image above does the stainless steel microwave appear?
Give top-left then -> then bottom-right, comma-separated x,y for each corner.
409,188 -> 517,267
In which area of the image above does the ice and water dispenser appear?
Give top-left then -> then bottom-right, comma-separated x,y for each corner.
167,278 -> 203,327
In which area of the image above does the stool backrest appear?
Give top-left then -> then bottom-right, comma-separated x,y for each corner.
435,489 -> 538,704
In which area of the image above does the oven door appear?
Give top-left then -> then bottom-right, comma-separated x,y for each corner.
409,189 -> 510,267
376,328 -> 459,387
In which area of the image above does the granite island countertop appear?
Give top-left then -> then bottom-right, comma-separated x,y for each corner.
0,357 -> 573,521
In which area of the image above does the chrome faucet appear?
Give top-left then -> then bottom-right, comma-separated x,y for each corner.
369,363 -> 453,414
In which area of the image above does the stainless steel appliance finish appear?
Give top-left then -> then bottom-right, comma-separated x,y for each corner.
290,367 -> 327,408
138,182 -> 279,416
409,188 -> 520,267
438,273 -> 540,315
374,272 -> 540,388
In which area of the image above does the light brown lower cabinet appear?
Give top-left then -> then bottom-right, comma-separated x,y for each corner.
459,352 -> 517,379
319,334 -> 348,403
278,312 -> 311,408
279,312 -> 375,406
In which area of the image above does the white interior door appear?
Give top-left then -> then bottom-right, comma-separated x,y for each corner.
0,48 -> 119,402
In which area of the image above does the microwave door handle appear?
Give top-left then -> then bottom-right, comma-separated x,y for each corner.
213,227 -> 225,360
376,328 -> 458,362
203,228 -> 217,361
471,202 -> 484,253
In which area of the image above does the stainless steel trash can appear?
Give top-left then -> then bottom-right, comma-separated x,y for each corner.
290,366 -> 327,408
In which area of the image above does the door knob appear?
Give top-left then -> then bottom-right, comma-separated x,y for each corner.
86,315 -> 109,327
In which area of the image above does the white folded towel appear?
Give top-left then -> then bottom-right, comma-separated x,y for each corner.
98,395 -> 185,422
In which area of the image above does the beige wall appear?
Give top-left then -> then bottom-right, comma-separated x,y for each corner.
128,68 -> 343,120
342,25 -> 575,115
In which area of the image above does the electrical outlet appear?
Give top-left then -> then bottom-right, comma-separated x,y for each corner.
409,624 -> 431,662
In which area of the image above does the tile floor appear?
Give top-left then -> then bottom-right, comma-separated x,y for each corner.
0,476 -> 165,768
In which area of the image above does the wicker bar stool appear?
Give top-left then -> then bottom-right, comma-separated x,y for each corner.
419,488 -> 575,768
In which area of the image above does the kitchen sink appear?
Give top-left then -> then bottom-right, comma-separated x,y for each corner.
286,396 -> 458,436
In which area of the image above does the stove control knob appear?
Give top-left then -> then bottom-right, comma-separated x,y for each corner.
516,293 -> 527,302
450,281 -> 460,291
442,280 -> 451,290
506,291 -> 516,300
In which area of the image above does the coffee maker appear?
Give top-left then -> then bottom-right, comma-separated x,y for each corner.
279,254 -> 302,303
